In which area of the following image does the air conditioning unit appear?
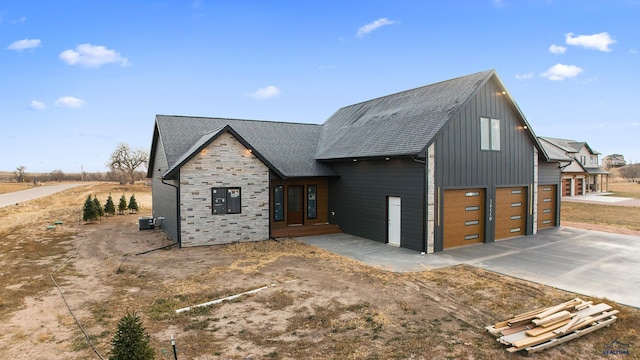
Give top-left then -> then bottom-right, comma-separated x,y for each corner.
138,217 -> 154,230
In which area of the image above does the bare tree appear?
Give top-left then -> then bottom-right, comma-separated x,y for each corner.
14,165 -> 27,183
50,169 -> 66,182
619,164 -> 640,181
107,143 -> 148,185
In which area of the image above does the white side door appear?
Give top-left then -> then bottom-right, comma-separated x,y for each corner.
388,196 -> 401,246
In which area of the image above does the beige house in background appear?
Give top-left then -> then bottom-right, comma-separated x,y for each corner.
602,154 -> 626,169
539,137 -> 610,196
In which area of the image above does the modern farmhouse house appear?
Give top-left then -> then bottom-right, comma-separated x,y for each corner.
147,70 -> 563,253
539,137 -> 610,196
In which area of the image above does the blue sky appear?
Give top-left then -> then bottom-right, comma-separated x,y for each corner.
2,0 -> 638,173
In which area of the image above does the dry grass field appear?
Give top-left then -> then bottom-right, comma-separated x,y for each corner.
0,182 -> 33,194
561,181 -> 640,233
0,182 -> 638,359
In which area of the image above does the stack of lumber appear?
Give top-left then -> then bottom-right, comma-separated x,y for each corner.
486,298 -> 618,354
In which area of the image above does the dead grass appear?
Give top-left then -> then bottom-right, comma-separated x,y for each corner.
608,180 -> 640,199
0,182 -> 32,194
1,181 -> 639,359
560,180 -> 640,232
561,202 -> 640,231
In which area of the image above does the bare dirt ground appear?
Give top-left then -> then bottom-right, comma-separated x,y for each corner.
1,182 -> 638,359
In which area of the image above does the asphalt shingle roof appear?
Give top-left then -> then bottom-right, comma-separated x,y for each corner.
538,138 -> 574,162
151,70 -> 549,178
315,70 -> 494,160
154,116 -> 337,178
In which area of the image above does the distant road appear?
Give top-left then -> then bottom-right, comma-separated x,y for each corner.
0,183 -> 84,208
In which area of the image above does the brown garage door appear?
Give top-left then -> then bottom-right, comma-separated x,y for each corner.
443,189 -> 484,249
563,179 -> 571,197
574,178 -> 583,196
537,185 -> 556,229
495,187 -> 526,240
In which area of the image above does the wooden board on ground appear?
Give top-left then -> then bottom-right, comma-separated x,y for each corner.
487,298 -> 618,354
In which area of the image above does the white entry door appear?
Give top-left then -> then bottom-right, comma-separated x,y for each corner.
388,197 -> 401,246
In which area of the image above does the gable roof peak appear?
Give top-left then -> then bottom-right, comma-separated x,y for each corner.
316,69 -> 499,160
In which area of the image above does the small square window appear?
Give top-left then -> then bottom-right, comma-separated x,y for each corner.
211,187 -> 241,215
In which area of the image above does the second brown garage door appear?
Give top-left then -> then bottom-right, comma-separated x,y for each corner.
495,187 -> 526,240
537,185 -> 557,229
443,189 -> 484,249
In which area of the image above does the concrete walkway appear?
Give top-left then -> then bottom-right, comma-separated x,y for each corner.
299,227 -> 640,308
0,183 -> 84,208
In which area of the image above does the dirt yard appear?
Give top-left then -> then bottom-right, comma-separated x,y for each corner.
0,182 -> 638,359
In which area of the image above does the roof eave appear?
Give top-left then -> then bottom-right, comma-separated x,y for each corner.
163,125 -> 285,180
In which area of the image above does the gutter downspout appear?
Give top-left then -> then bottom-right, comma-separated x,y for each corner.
162,176 -> 181,248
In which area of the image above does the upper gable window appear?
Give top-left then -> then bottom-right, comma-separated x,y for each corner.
480,117 -> 501,151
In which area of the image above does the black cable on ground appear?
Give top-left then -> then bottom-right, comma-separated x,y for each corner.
49,235 -> 106,360
117,242 -> 178,273
135,241 -> 178,256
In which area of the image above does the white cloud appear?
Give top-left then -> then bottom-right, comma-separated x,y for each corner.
55,96 -> 86,108
630,49 -> 638,54
7,38 -> 41,51
541,64 -> 583,81
247,85 -> 281,99
565,32 -> 616,52
29,100 -> 47,110
515,72 -> 534,80
492,0 -> 509,8
549,44 -> 566,54
356,18 -> 396,38
11,15 -> 26,24
632,122 -> 639,127
59,44 -> 130,68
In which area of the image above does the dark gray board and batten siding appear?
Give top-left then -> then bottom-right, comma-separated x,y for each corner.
433,77 -> 536,251
151,134 -> 180,243
328,158 -> 425,252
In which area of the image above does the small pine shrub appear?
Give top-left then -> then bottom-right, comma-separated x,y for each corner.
128,194 -> 139,214
94,195 -> 105,218
104,195 -> 116,216
83,195 -> 98,223
108,311 -> 155,360
118,194 -> 127,215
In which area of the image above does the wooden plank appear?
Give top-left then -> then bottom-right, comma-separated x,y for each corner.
526,318 -> 571,337
493,320 -> 510,329
575,303 -> 612,318
501,323 -> 536,336
486,325 -> 509,336
511,310 -> 618,350
533,310 -> 571,327
575,301 -> 593,311
554,314 -> 582,335
495,302 -> 612,348
525,316 -> 617,354
500,299 -> 582,327
534,299 -> 581,319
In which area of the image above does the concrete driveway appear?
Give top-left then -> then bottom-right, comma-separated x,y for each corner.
0,183 -> 83,208
299,226 -> 640,308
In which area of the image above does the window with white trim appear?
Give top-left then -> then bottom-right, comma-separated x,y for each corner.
480,117 -> 501,151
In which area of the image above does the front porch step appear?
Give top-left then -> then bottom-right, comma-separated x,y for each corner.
272,223 -> 341,239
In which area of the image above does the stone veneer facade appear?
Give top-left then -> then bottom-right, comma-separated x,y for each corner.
179,132 -> 270,246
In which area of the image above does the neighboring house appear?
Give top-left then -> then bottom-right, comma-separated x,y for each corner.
539,137 -> 610,196
602,154 -> 626,169
147,70 -> 563,253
